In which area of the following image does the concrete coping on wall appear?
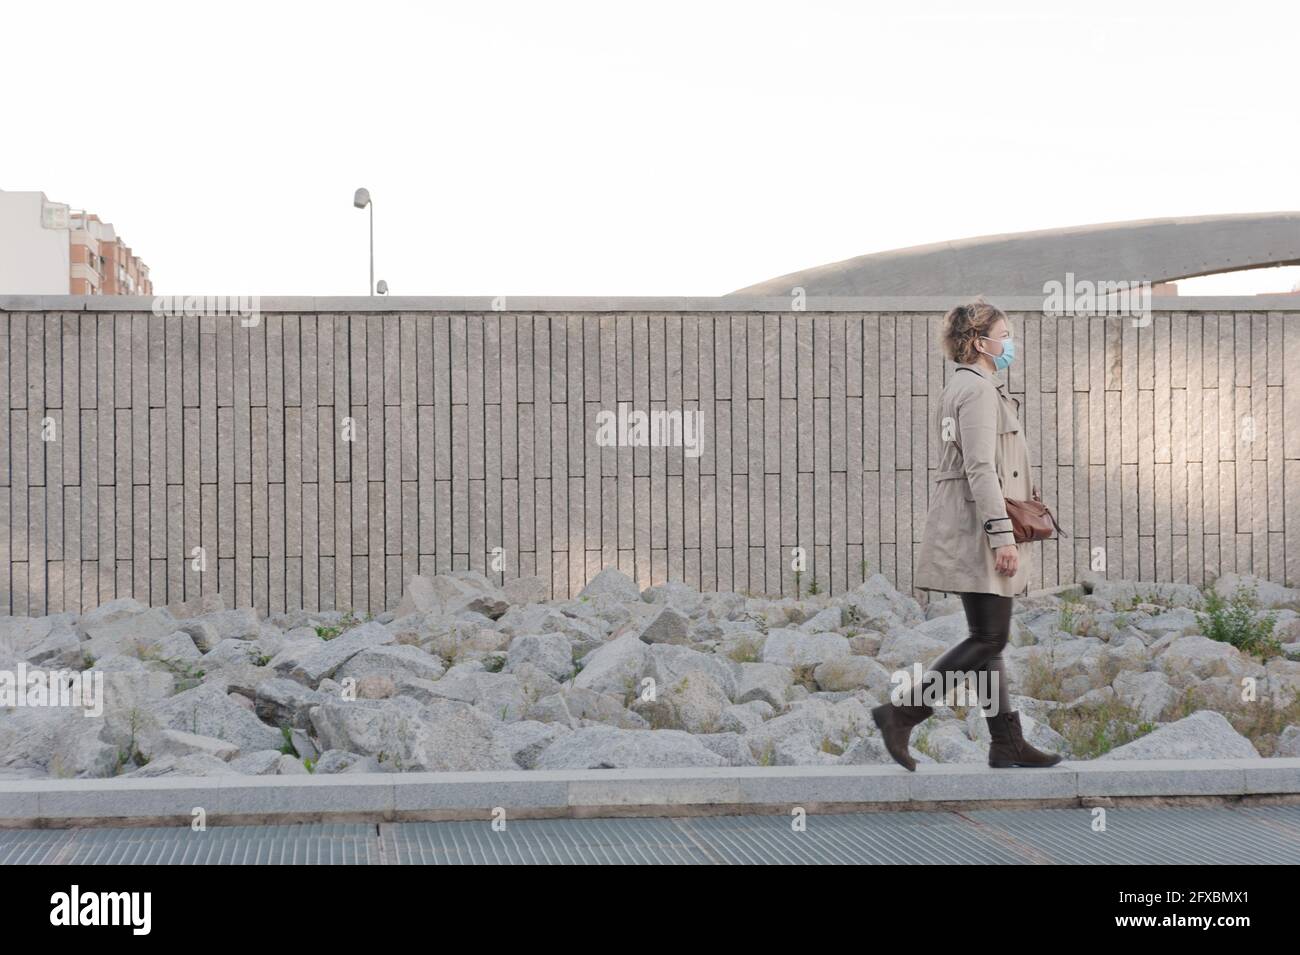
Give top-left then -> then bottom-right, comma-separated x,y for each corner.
3,294 -> 1300,313
1,759 -> 1297,828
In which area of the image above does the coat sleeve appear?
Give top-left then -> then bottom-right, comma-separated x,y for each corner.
956,382 -> 1016,549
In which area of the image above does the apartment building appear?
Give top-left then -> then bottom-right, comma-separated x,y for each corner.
0,189 -> 152,295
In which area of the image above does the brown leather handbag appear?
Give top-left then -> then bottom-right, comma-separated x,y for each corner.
1003,488 -> 1067,544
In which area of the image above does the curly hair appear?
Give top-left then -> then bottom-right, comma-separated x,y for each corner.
940,296 -> 1007,364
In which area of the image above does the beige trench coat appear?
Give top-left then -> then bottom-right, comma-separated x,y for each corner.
913,361 -> 1035,597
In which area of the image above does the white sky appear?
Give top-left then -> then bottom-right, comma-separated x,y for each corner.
5,0 -> 1298,296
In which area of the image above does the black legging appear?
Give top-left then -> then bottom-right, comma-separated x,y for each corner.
919,592 -> 1013,716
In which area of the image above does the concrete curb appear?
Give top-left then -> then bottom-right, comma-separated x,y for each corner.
2,759 -> 1298,828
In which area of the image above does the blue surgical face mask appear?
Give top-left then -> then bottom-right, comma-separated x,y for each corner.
980,335 -> 1015,371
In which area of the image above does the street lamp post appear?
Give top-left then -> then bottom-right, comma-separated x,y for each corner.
353,187 -> 373,295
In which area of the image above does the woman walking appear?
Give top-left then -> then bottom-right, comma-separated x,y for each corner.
871,297 -> 1062,770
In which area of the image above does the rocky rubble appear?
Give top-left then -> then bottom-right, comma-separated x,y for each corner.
1,568 -> 1298,780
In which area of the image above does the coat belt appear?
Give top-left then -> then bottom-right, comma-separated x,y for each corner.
934,469 -> 966,481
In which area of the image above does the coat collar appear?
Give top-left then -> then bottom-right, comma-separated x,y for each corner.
955,361 -> 999,383
955,361 -> 1011,396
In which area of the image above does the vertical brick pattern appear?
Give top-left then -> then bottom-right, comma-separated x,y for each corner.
1,310 -> 1296,615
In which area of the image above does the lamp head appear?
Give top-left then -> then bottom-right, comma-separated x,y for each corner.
376,279 -> 389,295
353,188 -> 371,209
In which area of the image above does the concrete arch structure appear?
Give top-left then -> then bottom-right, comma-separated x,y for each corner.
731,212 -> 1300,296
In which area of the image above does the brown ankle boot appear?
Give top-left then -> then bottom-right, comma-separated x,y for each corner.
987,709 -> 1063,768
871,701 -> 934,771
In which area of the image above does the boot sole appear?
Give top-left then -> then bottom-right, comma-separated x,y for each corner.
989,758 -> 1063,768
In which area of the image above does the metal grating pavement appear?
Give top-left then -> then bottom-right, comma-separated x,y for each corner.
4,806 -> 1300,864
0,823 -> 382,865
